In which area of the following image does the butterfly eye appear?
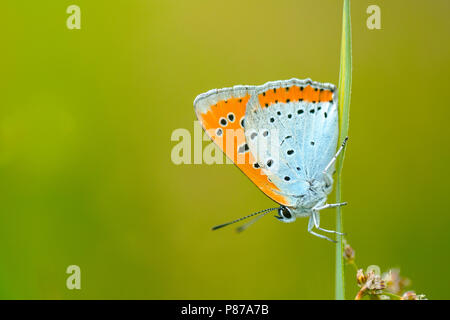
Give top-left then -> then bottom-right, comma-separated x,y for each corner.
279,206 -> 292,219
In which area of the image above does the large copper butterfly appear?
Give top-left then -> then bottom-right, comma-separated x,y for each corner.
194,78 -> 348,242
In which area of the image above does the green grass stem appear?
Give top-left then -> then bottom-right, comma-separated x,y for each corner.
335,0 -> 352,300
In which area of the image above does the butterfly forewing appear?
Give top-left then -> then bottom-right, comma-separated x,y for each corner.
194,86 -> 293,206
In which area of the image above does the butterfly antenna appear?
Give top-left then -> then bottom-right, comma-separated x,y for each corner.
211,207 -> 278,231
235,212 -> 267,233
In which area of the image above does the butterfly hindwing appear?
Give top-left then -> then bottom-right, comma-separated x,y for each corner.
244,79 -> 338,200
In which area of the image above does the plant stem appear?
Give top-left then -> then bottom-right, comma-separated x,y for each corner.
335,0 -> 352,300
348,261 -> 359,272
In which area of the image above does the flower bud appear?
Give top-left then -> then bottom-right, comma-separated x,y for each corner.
343,243 -> 355,262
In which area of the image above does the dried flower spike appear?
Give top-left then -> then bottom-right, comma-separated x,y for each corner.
355,268 -> 386,300
365,269 -> 386,293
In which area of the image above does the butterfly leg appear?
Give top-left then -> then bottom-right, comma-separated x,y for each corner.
314,202 -> 348,211
307,214 -> 337,243
312,210 -> 346,235
323,136 -> 349,175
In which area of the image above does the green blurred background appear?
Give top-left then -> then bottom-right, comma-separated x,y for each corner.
1,0 -> 449,299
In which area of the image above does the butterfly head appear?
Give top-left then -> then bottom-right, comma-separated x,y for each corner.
275,206 -> 296,223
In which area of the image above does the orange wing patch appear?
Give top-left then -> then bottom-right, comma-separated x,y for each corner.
194,90 -> 290,206
258,84 -> 334,108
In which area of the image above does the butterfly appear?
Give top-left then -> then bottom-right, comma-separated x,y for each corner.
193,78 -> 348,242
